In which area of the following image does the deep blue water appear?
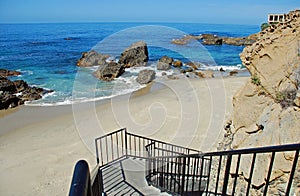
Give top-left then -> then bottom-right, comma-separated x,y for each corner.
0,22 -> 259,105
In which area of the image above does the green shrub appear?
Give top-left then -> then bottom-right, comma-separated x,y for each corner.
261,23 -> 269,31
251,75 -> 261,86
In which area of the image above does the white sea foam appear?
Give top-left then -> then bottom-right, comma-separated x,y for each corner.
24,62 -> 244,107
16,69 -> 33,75
200,64 -> 245,71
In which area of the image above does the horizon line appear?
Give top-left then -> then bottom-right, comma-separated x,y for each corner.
0,21 -> 262,26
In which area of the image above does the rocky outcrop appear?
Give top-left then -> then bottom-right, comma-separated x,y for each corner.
136,70 -> 156,84
77,50 -> 110,67
0,69 -> 21,77
157,56 -> 173,70
217,10 -> 300,195
0,75 -> 52,110
119,41 -> 149,68
93,62 -> 125,81
172,33 -> 258,46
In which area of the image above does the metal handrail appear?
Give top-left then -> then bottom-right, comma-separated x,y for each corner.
69,160 -> 92,196
70,128 -> 300,196
146,143 -> 300,196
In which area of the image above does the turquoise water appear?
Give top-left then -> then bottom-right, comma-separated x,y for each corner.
0,22 -> 259,105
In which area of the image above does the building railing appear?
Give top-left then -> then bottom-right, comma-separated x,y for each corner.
69,128 -> 300,196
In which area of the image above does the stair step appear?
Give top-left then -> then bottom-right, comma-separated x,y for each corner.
101,158 -> 171,195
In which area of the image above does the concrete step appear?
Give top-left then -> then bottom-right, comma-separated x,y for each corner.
100,158 -> 170,196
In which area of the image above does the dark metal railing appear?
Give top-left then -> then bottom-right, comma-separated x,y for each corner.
70,128 -> 300,196
198,143 -> 300,196
145,142 -> 210,195
146,143 -> 300,196
94,128 -> 200,167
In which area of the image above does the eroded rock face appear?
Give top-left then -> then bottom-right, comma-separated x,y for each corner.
217,10 -> 300,194
119,41 -> 149,68
77,50 -> 110,67
136,69 -> 156,84
93,62 -> 125,81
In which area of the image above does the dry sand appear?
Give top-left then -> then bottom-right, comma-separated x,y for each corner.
0,76 -> 248,196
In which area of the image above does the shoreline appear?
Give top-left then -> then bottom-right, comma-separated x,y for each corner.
0,76 -> 249,195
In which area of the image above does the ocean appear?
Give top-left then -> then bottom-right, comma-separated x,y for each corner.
0,22 -> 260,105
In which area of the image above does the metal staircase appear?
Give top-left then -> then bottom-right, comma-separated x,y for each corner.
69,128 -> 300,196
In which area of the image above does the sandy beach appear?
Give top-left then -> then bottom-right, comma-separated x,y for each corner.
0,76 -> 248,196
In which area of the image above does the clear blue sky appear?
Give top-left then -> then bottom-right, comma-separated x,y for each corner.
0,0 -> 299,24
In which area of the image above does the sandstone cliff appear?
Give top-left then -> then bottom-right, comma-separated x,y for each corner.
218,10 -> 300,195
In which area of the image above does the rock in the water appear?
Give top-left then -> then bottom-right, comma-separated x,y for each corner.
77,50 -> 110,67
0,75 -> 52,110
136,70 -> 156,84
0,77 -> 17,93
186,62 -> 201,70
173,60 -> 183,67
172,33 -> 258,46
157,62 -> 171,70
157,56 -> 173,70
119,41 -> 149,68
13,80 -> 29,92
0,69 -> 21,77
93,62 -> 125,81
159,56 -> 173,65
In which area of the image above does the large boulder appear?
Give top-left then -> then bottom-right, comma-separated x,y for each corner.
157,56 -> 173,70
136,70 -> 156,84
119,41 -> 149,68
77,50 -> 110,67
93,62 -> 125,81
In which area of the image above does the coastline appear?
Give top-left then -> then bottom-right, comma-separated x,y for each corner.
0,76 -> 249,195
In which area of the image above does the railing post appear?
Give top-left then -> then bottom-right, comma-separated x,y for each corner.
98,169 -> 104,194
222,154 -> 232,195
263,152 -> 275,196
95,139 -> 99,165
125,128 -> 128,157
286,150 -> 299,195
180,157 -> 186,195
